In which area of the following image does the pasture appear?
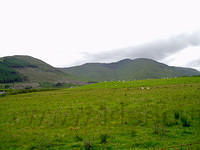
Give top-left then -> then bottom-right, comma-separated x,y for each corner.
0,77 -> 200,149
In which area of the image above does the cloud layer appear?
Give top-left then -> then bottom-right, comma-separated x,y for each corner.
187,59 -> 200,70
81,32 -> 200,63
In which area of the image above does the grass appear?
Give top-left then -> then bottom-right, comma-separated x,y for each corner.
0,77 -> 200,149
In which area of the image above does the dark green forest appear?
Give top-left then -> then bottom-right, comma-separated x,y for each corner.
0,56 -> 35,83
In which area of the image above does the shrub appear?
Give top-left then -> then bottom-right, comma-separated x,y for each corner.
100,133 -> 109,144
25,86 -> 32,89
74,135 -> 83,142
174,111 -> 180,120
4,85 -> 10,89
83,140 -> 93,150
181,116 -> 191,127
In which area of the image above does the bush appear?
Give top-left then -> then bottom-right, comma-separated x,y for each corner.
100,133 -> 109,144
74,135 -> 83,142
83,140 -> 93,150
174,111 -> 180,120
181,116 -> 191,127
4,85 -> 10,89
25,86 -> 32,89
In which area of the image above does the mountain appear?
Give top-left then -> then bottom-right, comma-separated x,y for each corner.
1,56 -> 199,85
60,58 -> 200,81
0,55 -> 79,85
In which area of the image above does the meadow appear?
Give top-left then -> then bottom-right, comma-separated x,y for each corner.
0,77 -> 200,149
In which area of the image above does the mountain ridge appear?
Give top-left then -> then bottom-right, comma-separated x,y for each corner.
1,55 -> 199,85
60,58 -> 200,81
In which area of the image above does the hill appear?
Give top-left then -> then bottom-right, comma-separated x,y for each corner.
0,76 -> 200,149
0,55 -> 81,87
61,58 -> 200,81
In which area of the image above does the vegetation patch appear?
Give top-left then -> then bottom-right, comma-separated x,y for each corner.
0,77 -> 200,149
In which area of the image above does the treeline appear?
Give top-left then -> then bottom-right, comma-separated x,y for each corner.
0,88 -> 58,97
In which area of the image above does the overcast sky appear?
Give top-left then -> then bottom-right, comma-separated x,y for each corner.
0,0 -> 200,70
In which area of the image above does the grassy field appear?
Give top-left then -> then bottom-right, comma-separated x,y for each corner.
0,77 -> 200,149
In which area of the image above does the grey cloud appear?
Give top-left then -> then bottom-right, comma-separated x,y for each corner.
186,59 -> 200,70
190,59 -> 200,65
81,32 -> 200,63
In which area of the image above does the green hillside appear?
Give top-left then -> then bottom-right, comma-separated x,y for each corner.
11,55 -> 77,83
0,55 -> 79,85
0,57 -> 25,83
61,58 -> 200,81
0,63 -> 22,83
0,76 -> 200,149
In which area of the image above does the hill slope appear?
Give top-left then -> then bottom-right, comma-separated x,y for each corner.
0,55 -> 77,84
61,58 -> 200,81
0,62 -> 22,83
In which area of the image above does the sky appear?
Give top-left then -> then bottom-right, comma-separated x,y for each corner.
0,0 -> 200,70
